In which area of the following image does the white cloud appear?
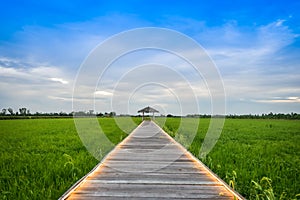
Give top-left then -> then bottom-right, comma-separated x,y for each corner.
196,20 -> 299,101
71,18 -> 299,114
0,64 -> 70,85
0,57 -> 69,79
0,66 -> 29,77
0,57 -> 73,112
49,77 -> 69,84
204,19 -> 297,62
94,90 -> 113,96
31,67 -> 62,77
252,97 -> 300,103
288,97 -> 298,100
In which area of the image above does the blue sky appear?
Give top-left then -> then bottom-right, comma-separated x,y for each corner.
0,0 -> 299,114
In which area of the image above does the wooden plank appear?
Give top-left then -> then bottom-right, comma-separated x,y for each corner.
59,120 -> 244,200
75,183 -> 229,192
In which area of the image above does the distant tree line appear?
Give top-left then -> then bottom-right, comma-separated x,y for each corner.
1,107 -> 31,116
74,110 -> 116,117
186,112 -> 300,120
0,107 -> 116,118
1,107 -> 299,120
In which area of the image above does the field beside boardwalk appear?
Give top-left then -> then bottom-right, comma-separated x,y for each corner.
0,117 -> 141,199
1,117 -> 299,199
155,118 -> 300,199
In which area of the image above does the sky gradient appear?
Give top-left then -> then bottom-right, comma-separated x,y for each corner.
0,0 -> 299,115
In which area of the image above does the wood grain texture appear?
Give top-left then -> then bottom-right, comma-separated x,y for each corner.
60,120 -> 244,200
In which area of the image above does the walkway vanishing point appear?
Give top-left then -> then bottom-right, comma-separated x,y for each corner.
60,120 -> 244,200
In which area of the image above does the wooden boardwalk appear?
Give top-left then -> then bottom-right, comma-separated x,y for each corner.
60,120 -> 244,199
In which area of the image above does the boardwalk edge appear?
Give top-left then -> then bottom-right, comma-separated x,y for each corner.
58,120 -> 145,200
152,120 -> 245,200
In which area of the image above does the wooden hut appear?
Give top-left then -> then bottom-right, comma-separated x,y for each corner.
138,106 -> 159,120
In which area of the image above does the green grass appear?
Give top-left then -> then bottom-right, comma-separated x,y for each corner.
1,117 -> 298,199
0,117 -> 141,199
155,117 -> 300,199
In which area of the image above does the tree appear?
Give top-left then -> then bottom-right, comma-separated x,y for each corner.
1,108 -> 6,115
96,112 -> 104,117
109,112 -> 116,117
59,111 -> 68,116
19,108 -> 27,116
7,108 -> 14,115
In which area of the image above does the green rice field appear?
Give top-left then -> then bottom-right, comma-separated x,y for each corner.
0,117 -> 141,199
155,117 -> 300,199
0,117 -> 299,199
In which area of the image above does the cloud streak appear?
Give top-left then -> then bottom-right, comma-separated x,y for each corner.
184,18 -> 300,113
0,57 -> 72,112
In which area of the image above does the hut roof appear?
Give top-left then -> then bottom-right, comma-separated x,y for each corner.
138,106 -> 159,113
